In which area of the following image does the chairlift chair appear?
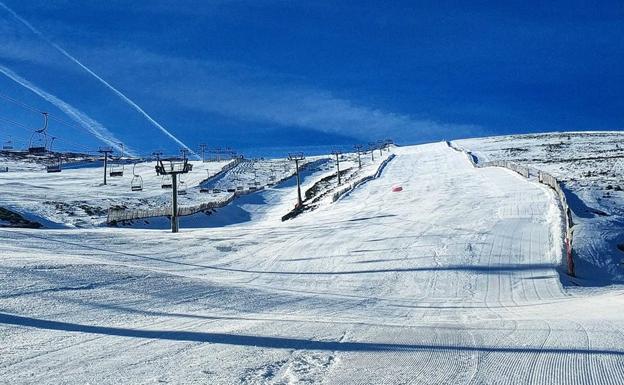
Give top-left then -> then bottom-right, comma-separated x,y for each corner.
109,144 -> 125,177
2,138 -> 13,151
109,159 -> 124,177
46,158 -> 61,173
161,175 -> 173,189
178,179 -> 187,195
130,163 -> 143,191
45,137 -> 61,173
28,112 -> 49,154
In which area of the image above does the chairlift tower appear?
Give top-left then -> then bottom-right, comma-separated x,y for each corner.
354,144 -> 363,169
369,142 -> 375,161
375,140 -> 384,156
28,112 -> 49,154
288,153 -> 305,208
199,143 -> 207,162
155,158 -> 193,233
98,147 -> 113,185
331,149 -> 342,185
384,138 -> 393,151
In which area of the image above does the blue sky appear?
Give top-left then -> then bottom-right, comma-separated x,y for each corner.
0,1 -> 622,157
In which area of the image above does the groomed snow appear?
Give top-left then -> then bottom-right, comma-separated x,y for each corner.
1,142 -> 624,384
457,132 -> 624,285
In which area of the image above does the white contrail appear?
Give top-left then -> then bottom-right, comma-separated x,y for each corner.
0,1 -> 197,158
0,64 -> 133,155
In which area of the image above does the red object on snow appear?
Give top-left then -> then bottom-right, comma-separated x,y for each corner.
392,185 -> 403,192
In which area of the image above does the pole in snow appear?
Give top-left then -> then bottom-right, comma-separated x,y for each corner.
98,147 -> 113,185
199,143 -> 207,162
354,144 -> 363,169
332,149 -> 342,185
288,152 -> 305,208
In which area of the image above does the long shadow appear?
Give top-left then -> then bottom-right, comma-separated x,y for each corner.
347,214 -> 397,222
0,230 -> 557,276
1,230 -> 557,277
561,185 -> 607,219
2,312 -> 623,356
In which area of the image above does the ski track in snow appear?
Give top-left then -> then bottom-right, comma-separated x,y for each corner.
1,142 -> 624,384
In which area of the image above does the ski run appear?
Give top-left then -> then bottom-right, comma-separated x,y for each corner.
2,142 -> 624,384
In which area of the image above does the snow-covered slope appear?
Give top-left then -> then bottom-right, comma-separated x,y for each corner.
458,132 -> 624,285
1,142 -> 624,384
0,157 -> 236,227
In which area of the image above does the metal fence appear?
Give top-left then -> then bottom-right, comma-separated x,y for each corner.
447,141 -> 575,276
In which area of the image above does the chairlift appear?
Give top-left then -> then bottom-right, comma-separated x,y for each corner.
178,178 -> 187,195
2,137 -> 13,151
161,175 -> 173,189
130,162 -> 143,191
46,157 -> 62,173
109,144 -> 125,177
45,137 -> 61,173
28,112 -> 48,154
109,159 -> 124,177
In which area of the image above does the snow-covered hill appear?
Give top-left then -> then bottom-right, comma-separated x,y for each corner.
1,141 -> 624,384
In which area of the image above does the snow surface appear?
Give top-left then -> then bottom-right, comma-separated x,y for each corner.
458,132 -> 624,285
2,142 -> 624,384
0,157 -> 238,227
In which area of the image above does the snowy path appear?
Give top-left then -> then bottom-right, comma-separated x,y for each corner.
1,143 -> 624,384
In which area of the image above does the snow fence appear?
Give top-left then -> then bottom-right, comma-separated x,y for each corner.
447,141 -> 575,276
332,153 -> 396,202
107,193 -> 238,224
